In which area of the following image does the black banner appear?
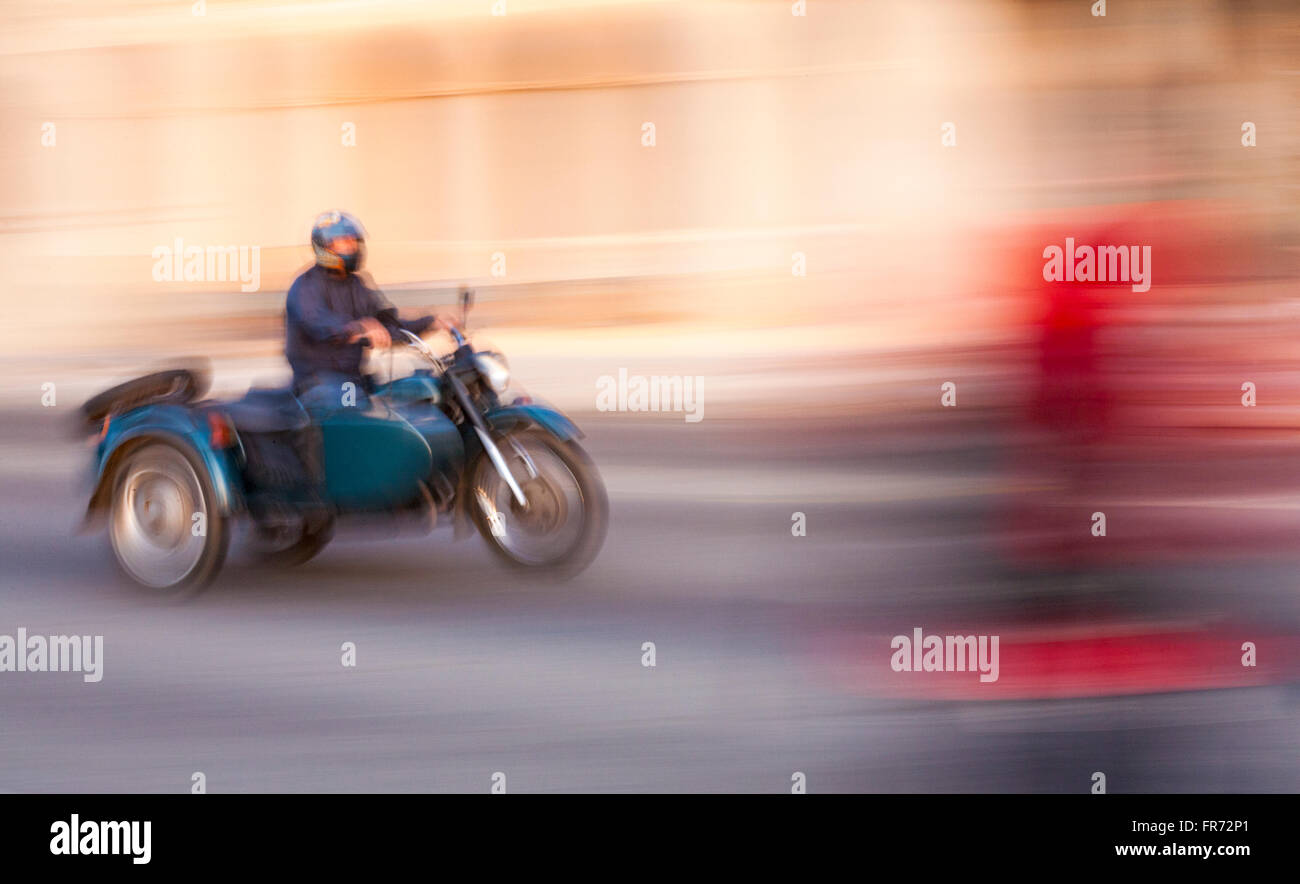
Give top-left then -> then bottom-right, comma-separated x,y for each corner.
0,795 -> 1286,870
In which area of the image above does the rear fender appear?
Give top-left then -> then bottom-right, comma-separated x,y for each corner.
82,404 -> 243,530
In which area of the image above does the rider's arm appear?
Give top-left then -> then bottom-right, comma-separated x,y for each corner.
357,275 -> 436,338
377,308 -> 436,338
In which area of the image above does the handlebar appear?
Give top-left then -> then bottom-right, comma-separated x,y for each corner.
360,325 -> 464,352
388,327 -> 462,375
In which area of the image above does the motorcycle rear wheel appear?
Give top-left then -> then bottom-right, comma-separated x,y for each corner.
250,515 -> 335,568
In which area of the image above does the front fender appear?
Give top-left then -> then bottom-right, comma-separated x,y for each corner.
483,402 -> 583,442
450,402 -> 583,540
83,404 -> 243,528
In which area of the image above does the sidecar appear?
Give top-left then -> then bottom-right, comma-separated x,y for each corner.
80,367 -> 465,594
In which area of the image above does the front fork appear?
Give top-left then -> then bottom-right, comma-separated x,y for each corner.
445,371 -> 529,507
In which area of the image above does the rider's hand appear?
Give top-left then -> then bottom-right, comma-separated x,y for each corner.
432,314 -> 461,334
348,317 -> 391,349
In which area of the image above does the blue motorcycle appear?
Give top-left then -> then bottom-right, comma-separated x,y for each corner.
78,294 -> 608,595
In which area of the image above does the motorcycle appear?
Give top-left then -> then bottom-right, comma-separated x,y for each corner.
77,289 -> 608,595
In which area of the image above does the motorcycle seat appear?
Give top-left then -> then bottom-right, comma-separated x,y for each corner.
225,386 -> 310,434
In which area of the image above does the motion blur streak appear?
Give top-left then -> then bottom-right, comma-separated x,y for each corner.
1,0 -> 1298,791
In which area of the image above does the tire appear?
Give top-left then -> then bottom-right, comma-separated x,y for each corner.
469,429 -> 608,578
250,516 -> 335,568
107,441 -> 228,597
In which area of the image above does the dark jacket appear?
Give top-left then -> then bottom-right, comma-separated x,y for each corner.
284,265 -> 434,389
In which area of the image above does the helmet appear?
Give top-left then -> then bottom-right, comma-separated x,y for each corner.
311,210 -> 366,273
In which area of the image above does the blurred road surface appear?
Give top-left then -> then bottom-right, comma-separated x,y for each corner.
1,407 -> 1299,793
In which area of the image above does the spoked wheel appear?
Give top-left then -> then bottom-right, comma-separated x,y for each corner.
471,429 -> 608,577
108,442 -> 228,596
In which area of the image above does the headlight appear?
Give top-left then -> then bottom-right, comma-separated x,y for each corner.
473,353 -> 511,393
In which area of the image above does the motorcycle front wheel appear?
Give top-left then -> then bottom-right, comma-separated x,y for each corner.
470,429 -> 608,578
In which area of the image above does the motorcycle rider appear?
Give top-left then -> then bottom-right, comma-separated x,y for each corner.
256,210 -> 459,526
286,210 -> 459,411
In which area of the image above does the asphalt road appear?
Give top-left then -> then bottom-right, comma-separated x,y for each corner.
1,407 -> 1299,793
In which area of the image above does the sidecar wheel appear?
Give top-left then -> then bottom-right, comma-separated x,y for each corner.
108,441 -> 228,596
470,430 -> 608,578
